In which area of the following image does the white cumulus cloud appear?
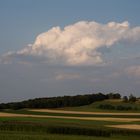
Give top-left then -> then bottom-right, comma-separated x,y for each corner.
1,20 -> 140,66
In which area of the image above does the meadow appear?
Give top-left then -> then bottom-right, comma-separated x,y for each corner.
0,99 -> 140,140
61,99 -> 140,112
0,116 -> 140,140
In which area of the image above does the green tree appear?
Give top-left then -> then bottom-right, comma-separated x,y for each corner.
107,93 -> 121,99
129,94 -> 136,102
123,96 -> 128,102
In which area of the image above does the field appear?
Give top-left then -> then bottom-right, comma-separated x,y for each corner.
1,132 -> 140,140
60,99 -> 140,112
0,99 -> 140,140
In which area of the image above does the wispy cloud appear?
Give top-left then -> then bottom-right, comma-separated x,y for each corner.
55,73 -> 81,80
1,21 -> 140,66
125,65 -> 140,77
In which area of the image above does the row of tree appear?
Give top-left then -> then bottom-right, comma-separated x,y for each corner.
0,93 -> 137,110
123,94 -> 137,102
0,93 -> 121,110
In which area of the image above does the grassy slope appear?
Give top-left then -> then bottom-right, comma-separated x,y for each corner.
61,99 -> 140,112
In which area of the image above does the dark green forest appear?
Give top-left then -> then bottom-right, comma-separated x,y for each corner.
0,93 -> 119,110
0,93 -> 137,110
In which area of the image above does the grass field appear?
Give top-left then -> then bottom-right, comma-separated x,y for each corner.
61,99 -> 140,112
0,99 -> 140,140
0,117 -> 140,140
0,116 -> 140,140
1,131 -> 140,140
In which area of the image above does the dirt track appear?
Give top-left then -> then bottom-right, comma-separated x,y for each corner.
107,124 -> 140,130
30,109 -> 140,116
0,112 -> 140,122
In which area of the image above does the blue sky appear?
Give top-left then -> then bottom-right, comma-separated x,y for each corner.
0,0 -> 140,102
0,0 -> 140,53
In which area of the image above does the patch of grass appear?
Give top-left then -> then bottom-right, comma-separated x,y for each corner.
0,131 -> 107,140
0,116 -> 121,128
0,116 -> 140,139
2,109 -> 140,118
0,117 -> 140,136
61,99 -> 140,112
0,131 -> 140,140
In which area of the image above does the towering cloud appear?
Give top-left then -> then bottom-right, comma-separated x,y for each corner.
1,21 -> 140,66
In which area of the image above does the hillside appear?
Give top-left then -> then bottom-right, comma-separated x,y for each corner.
61,99 -> 140,112
0,93 -> 139,113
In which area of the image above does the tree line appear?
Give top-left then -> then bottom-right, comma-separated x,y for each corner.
0,92 -> 137,110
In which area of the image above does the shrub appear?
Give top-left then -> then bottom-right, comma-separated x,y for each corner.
123,96 -> 128,102
129,94 -> 137,102
98,104 -> 115,110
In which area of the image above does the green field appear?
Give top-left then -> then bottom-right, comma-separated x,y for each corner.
61,99 -> 140,112
3,109 -> 140,119
1,131 -> 140,140
0,116 -> 140,140
0,99 -> 140,140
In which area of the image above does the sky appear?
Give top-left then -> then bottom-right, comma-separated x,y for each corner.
0,0 -> 140,102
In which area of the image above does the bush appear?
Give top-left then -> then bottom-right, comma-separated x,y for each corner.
98,104 -> 115,110
98,104 -> 138,111
123,96 -> 128,102
129,94 -> 137,102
